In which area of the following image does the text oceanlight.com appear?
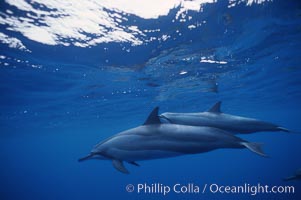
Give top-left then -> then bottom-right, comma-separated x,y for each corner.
125,183 -> 295,196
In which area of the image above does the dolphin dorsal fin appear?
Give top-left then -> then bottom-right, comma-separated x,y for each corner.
208,101 -> 222,113
143,107 -> 161,125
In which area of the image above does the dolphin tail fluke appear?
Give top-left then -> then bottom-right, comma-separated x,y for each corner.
78,154 -> 94,162
241,142 -> 268,157
277,127 -> 290,132
112,159 -> 130,174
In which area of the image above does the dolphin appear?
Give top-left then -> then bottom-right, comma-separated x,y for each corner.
159,101 -> 289,134
283,168 -> 301,181
79,107 -> 267,174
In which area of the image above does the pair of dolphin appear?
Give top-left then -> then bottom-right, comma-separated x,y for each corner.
79,102 -> 289,174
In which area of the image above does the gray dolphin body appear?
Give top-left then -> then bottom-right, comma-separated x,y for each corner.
284,168 -> 301,181
160,102 -> 289,134
79,107 -> 266,174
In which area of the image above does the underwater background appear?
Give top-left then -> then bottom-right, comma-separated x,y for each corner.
1,0 -> 301,199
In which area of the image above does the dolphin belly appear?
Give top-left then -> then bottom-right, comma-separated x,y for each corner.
106,148 -> 185,161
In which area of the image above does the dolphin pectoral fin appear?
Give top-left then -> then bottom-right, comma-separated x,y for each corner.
143,107 -> 161,125
128,161 -> 140,167
112,160 -> 130,174
208,101 -> 222,113
241,142 -> 268,157
78,154 -> 94,162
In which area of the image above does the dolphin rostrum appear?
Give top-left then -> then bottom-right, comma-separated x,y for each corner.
79,107 -> 267,174
283,168 -> 301,181
160,101 -> 289,134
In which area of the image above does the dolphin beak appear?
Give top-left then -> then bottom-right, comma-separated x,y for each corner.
78,154 -> 94,162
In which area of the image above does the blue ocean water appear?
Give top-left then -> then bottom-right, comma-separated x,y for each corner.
1,0 -> 301,199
